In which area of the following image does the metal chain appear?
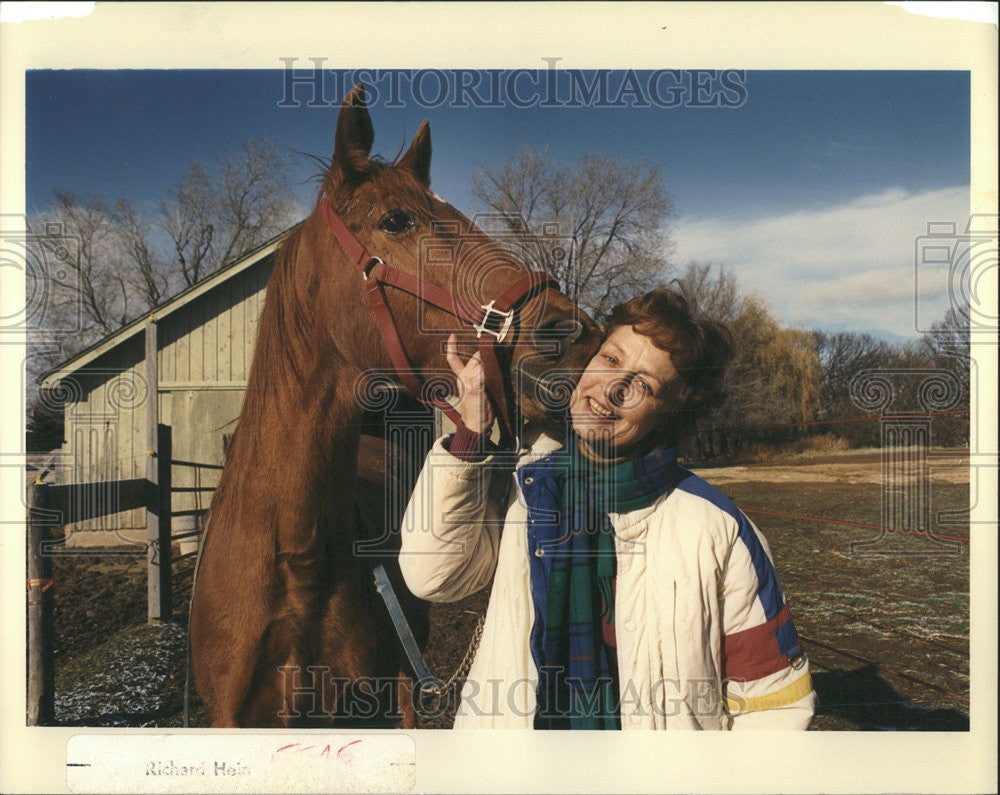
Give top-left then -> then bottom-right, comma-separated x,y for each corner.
439,613 -> 485,694
416,613 -> 485,719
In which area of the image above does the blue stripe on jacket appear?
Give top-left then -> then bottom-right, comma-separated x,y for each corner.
673,469 -> 802,659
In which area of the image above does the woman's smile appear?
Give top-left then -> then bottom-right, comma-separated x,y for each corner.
570,325 -> 679,453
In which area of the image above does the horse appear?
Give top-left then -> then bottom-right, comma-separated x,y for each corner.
189,83 -> 600,727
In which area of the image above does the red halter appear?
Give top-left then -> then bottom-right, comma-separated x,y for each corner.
322,200 -> 559,447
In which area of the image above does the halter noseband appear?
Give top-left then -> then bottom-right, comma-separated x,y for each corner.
322,200 -> 560,447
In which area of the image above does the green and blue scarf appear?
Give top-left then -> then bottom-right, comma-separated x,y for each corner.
536,435 -> 679,730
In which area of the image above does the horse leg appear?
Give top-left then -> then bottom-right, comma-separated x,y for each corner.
190,553 -> 277,727
195,621 -> 285,727
397,670 -> 417,728
238,643 -> 317,727
317,577 -> 402,726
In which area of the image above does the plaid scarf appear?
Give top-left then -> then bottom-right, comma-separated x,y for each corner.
536,436 -> 678,730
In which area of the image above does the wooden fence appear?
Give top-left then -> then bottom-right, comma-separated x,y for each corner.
25,423 -> 219,725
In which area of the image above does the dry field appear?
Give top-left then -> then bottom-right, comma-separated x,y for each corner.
692,447 -> 970,730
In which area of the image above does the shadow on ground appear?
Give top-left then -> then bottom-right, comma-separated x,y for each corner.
812,665 -> 968,731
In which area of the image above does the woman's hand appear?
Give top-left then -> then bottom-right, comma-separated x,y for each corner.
446,333 -> 494,434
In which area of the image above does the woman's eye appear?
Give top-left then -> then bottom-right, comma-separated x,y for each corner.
602,354 -> 617,366
378,209 -> 415,234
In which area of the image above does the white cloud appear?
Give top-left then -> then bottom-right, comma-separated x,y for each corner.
672,185 -> 972,338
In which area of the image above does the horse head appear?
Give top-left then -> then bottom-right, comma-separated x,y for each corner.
305,83 -> 600,438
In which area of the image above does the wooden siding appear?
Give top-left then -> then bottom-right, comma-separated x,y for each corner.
157,257 -> 271,388
60,257 -> 273,540
61,336 -> 145,537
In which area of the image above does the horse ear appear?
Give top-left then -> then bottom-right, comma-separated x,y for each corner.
333,83 -> 375,178
397,121 -> 431,186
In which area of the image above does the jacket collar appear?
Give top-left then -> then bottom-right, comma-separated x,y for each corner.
513,429 -> 564,469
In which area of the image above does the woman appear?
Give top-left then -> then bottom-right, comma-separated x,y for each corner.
400,288 -> 815,729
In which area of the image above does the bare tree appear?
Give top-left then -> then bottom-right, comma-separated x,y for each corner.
30,191 -> 130,337
26,137 -> 300,431
918,307 -> 970,447
471,146 -> 673,317
920,306 -> 971,374
813,330 -> 894,413
115,199 -> 169,309
159,137 -> 298,286
675,262 -> 744,322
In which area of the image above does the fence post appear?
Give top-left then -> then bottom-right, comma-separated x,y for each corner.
157,424 -> 173,621
145,315 -> 162,623
27,481 -> 55,725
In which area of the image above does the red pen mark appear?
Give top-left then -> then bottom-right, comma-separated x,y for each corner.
271,740 -> 362,765
337,740 -> 363,762
271,743 -> 300,762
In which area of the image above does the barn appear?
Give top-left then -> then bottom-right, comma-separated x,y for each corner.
37,226 -> 296,548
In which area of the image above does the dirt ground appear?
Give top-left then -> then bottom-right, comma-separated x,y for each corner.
695,449 -> 970,730
44,447 -> 970,730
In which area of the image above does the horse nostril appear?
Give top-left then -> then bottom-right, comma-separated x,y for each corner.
532,319 -> 585,355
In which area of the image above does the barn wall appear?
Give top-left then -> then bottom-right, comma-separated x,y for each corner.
61,335 -> 146,545
60,256 -> 273,546
162,388 -> 243,519
157,256 -> 271,388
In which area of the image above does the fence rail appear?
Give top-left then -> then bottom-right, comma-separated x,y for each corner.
38,478 -> 148,524
170,458 -> 224,470
25,422 -> 223,725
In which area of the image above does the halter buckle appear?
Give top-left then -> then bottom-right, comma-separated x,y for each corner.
362,257 -> 384,280
474,300 -> 514,342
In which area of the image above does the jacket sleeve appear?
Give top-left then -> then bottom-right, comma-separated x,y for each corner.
398,435 -> 506,603
720,512 -> 816,730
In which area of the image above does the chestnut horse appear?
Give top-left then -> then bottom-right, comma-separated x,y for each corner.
189,84 -> 599,727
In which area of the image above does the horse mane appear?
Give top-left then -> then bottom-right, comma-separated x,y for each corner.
223,155 -> 433,473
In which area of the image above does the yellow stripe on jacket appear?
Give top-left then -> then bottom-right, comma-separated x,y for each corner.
727,672 -> 814,713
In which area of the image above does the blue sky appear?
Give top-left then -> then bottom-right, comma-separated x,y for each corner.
26,69 -> 971,340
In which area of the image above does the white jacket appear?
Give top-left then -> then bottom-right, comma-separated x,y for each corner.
400,433 -> 816,729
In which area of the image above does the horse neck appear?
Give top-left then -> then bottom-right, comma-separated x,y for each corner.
219,228 -> 364,515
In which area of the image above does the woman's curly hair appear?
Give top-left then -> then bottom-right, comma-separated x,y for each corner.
606,287 -> 734,441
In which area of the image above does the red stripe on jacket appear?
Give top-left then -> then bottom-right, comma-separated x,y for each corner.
723,605 -> 794,682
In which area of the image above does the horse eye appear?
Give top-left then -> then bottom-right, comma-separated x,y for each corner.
378,209 -> 415,234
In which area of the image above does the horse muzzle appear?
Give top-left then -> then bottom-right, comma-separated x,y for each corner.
512,316 -> 600,422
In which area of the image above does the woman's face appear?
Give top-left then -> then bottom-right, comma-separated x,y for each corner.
569,325 -> 681,454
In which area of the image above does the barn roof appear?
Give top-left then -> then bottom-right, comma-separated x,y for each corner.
38,222 -> 303,390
